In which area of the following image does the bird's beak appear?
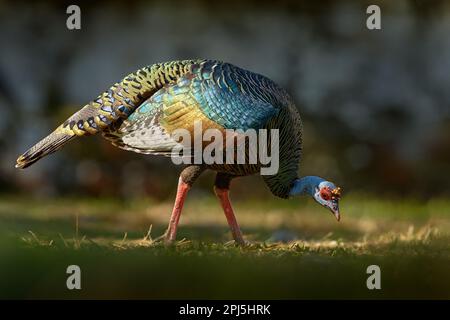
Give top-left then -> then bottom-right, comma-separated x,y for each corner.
330,202 -> 340,221
333,209 -> 340,222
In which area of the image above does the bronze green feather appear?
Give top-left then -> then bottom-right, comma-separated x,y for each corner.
16,59 -> 303,199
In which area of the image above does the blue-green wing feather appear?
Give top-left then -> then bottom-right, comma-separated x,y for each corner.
104,60 -> 281,154
190,61 -> 279,131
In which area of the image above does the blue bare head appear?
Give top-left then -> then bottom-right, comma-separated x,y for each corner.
289,176 -> 342,221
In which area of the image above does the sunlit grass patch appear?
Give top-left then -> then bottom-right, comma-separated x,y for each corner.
17,223 -> 448,259
0,195 -> 449,299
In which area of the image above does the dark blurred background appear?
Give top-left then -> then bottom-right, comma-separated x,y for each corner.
0,0 -> 449,200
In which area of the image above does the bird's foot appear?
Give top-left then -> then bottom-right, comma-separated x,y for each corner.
225,238 -> 250,247
151,234 -> 164,244
152,231 -> 176,246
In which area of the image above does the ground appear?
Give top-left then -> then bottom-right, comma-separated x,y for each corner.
0,193 -> 449,299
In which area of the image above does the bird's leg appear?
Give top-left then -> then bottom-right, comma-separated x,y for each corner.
214,173 -> 245,245
164,177 -> 190,242
163,165 -> 204,243
214,188 -> 245,245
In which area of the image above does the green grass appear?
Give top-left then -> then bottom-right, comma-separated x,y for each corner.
0,193 -> 449,299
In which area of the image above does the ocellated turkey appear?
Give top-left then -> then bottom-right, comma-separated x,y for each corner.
16,59 -> 342,245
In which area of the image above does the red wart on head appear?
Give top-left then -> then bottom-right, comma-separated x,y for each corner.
320,186 -> 342,201
320,187 -> 332,201
315,182 -> 342,222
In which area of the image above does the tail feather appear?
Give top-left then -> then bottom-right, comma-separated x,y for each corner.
16,129 -> 75,169
15,60 -> 202,169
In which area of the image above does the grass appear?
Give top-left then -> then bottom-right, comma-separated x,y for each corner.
0,193 -> 449,299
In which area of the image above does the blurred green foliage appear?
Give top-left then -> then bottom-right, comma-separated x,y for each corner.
0,0 -> 449,198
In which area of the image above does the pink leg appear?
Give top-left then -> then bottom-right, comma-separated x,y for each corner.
165,177 -> 190,242
214,187 -> 245,245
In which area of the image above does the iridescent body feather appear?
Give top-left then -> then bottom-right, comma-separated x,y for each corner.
16,60 -> 303,198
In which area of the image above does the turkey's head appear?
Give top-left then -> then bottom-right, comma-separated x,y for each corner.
313,181 -> 342,221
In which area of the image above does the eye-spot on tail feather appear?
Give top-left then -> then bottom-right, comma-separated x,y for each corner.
15,130 -> 75,169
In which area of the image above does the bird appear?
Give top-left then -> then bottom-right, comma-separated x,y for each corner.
16,59 -> 342,245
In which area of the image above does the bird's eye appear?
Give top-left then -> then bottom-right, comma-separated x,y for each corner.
320,188 -> 331,201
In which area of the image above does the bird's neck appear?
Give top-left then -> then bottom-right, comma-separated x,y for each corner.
289,176 -> 325,197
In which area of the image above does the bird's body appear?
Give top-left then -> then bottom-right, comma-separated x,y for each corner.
16,59 -> 341,244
